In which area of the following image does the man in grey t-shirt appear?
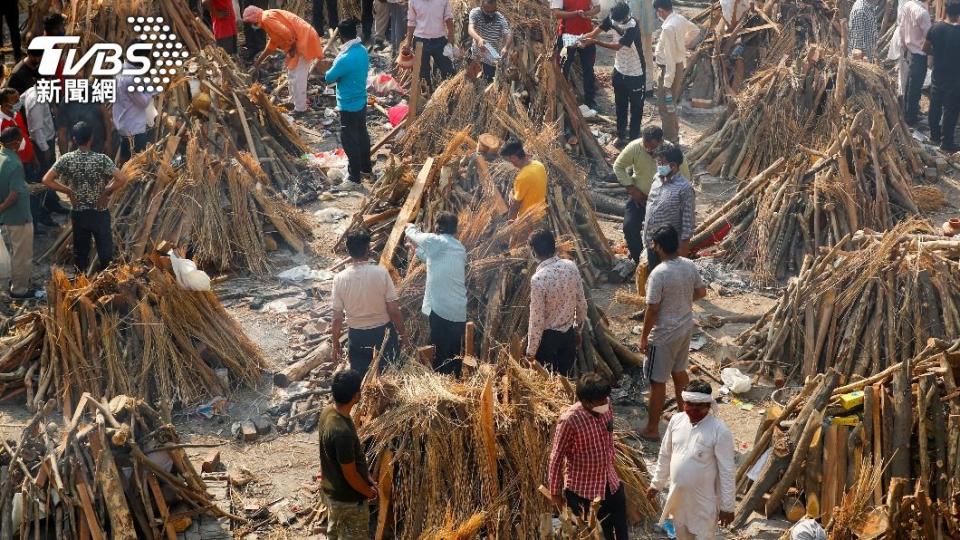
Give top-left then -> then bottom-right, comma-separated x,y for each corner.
639,224 -> 706,440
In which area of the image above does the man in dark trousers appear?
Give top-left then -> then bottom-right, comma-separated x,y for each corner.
318,370 -> 377,539
42,122 -> 130,273
925,2 -> 960,152
552,0 -> 600,111
313,0 -> 340,37
323,21 -> 372,185
403,0 -> 456,89
1,0 -> 22,63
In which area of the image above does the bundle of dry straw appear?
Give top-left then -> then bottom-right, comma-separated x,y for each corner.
0,256 -> 265,414
733,222 -> 960,382
315,357 -> 657,538
0,394 -> 244,539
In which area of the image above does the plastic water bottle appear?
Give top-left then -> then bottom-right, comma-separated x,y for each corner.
662,519 -> 676,538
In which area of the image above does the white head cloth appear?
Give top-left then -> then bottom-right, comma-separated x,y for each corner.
681,391 -> 714,404
790,519 -> 826,540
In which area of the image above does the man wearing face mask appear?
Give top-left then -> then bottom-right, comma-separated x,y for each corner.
468,0 -> 512,81
0,127 -> 36,299
548,373 -> 628,539
652,0 -> 698,145
581,2 -> 646,147
0,89 -> 38,178
613,126 -> 690,264
642,144 -> 694,269
647,380 -> 735,540
639,225 -> 706,441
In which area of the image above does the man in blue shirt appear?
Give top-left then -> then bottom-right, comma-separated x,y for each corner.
323,20 -> 372,185
405,212 -> 468,376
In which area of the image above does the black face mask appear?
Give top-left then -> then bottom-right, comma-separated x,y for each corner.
482,12 -> 496,22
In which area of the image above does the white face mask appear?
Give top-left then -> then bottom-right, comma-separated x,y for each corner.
592,403 -> 610,414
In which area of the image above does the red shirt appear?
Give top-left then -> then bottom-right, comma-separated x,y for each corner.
558,0 -> 594,36
0,113 -> 36,164
548,402 -> 621,500
210,0 -> 237,39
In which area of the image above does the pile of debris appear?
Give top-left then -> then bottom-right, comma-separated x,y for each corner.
300,357 -> 657,537
0,394 -> 243,539
732,224 -> 960,382
687,48 -> 932,180
339,128 -> 639,378
732,338 -> 960,537
685,0 -> 838,106
0,256 -> 265,414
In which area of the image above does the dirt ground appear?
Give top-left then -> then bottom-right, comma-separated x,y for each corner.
3,10 -> 960,538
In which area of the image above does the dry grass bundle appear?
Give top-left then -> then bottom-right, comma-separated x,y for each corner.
0,257 -> 265,413
0,394 -> 243,539
733,222 -> 960,382
340,357 -> 657,539
735,338 -> 960,537
688,47 -> 931,181
911,185 -> 946,212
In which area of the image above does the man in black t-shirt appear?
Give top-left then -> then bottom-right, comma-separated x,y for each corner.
318,370 -> 376,539
925,2 -> 960,152
582,2 -> 647,147
6,50 -> 43,94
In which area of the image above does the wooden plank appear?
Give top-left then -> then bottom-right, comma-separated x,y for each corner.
233,92 -> 259,163
379,157 -> 435,278
76,478 -> 106,540
147,474 -> 178,540
820,423 -> 839,523
408,42 -> 425,120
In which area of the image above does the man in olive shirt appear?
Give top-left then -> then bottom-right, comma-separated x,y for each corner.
0,127 -> 35,298
319,370 -> 377,539
612,125 -> 691,263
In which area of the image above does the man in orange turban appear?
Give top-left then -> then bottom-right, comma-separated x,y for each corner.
244,6 -> 324,115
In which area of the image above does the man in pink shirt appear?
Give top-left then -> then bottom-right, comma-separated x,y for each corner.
526,228 -> 588,377
897,0 -> 932,124
403,0 -> 455,89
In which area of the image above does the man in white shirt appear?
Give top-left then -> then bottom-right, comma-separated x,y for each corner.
403,0 -> 455,90
526,228 -> 588,377
652,0 -> 698,144
114,58 -> 156,163
647,379 -> 735,540
897,0 -> 932,124
331,230 -> 408,376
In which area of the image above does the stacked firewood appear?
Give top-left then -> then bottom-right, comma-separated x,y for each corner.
0,257 -> 265,414
732,338 -> 960,538
687,47 -> 932,180
732,223 -> 960,382
337,126 -> 635,378
685,0 -> 838,105
0,394 -> 243,539
66,0 -> 214,55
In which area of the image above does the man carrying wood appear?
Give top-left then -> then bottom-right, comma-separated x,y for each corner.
647,379 -> 735,540
651,0 -> 698,145
614,125 -> 691,265
500,139 -> 548,221
322,21 -> 373,186
526,229 -> 587,377
642,144 -> 695,268
639,225 -> 706,441
548,373 -> 629,539
0,127 -> 36,299
319,369 -> 378,539
245,6 -> 324,116
42,121 -> 130,273
404,212 -> 468,376
331,230 -> 407,375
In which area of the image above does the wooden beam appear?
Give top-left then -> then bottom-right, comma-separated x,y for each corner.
379,158 -> 434,279
408,42 -> 425,120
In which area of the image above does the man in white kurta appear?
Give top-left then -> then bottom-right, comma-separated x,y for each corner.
647,380 -> 735,539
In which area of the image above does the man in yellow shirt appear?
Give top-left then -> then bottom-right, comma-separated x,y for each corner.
500,139 -> 548,219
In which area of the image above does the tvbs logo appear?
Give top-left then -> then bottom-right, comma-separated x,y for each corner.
29,16 -> 188,93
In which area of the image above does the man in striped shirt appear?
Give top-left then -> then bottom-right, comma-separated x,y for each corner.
467,0 -> 513,80
548,373 -> 629,540
642,144 -> 695,271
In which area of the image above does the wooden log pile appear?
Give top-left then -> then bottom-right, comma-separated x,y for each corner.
731,338 -> 960,538
733,224 -> 960,382
685,0 -> 838,105
0,394 -> 244,539
340,126 -> 639,379
0,256 -> 265,414
66,0 -> 214,57
687,47 -> 931,180
302,356 -> 657,538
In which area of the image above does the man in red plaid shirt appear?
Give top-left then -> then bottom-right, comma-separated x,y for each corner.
548,373 -> 629,539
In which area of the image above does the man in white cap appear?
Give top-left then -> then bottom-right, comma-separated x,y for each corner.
647,379 -> 735,540
790,519 -> 826,540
